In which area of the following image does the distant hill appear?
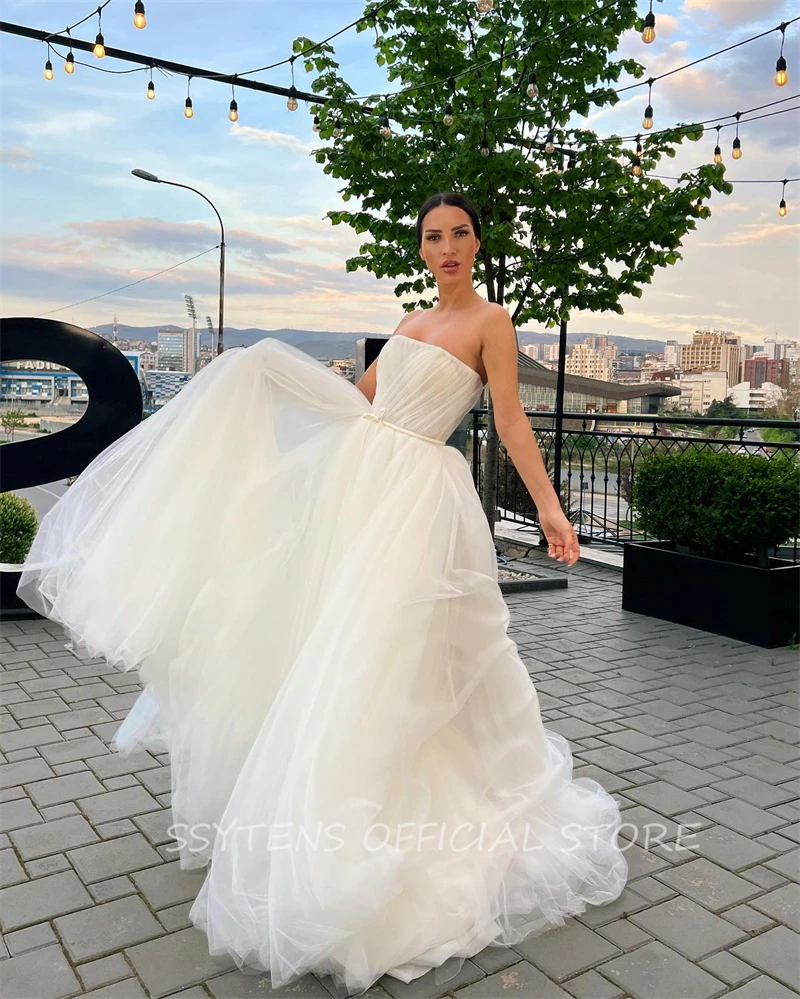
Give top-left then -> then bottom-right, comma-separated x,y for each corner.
90,324 -> 668,358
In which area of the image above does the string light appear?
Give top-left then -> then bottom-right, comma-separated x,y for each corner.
779,179 -> 788,215
477,0 -> 494,12
312,114 -> 321,133
380,113 -> 392,138
527,71 -> 539,99
184,77 -> 193,118
713,124 -> 722,163
65,50 -> 75,73
443,102 -> 454,126
545,131 -> 555,153
44,43 -> 53,80
93,7 -> 105,58
287,85 -> 298,111
775,23 -> 788,86
332,118 -> 342,138
642,78 -> 654,129
480,136 -> 489,156
229,77 -> 238,121
732,111 -> 742,158
642,0 -> 656,44
133,0 -> 146,29
146,65 -> 154,99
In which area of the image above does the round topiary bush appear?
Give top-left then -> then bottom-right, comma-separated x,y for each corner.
632,449 -> 800,565
0,492 -> 39,565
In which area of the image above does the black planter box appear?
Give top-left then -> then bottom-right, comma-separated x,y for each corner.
0,570 -> 43,621
622,540 -> 800,649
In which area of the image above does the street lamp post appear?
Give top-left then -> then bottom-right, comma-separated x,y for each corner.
131,169 -> 225,356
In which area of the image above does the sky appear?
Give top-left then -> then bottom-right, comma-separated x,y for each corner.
1,0 -> 798,347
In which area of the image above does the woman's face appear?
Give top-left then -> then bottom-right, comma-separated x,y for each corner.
418,204 -> 480,284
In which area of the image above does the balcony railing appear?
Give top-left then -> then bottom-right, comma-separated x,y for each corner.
467,410 -> 800,562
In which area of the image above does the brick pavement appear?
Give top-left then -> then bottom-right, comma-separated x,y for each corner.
1,553 -> 798,999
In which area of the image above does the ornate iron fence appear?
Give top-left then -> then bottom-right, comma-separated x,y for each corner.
467,410 -> 800,562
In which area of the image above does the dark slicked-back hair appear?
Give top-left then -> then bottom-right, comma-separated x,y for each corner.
415,192 -> 481,249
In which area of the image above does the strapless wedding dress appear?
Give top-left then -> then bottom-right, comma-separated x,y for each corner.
8,334 -> 628,995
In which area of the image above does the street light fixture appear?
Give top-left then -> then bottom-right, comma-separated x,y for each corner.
131,168 -> 225,356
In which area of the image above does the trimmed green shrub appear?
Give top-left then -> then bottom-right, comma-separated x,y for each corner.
0,493 -> 39,564
632,450 -> 800,563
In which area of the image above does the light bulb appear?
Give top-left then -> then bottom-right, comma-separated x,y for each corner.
184,96 -> 193,119
44,59 -> 53,80
229,99 -> 238,122
93,33 -> 105,58
380,115 -> 392,138
642,105 -> 653,129
312,114 -> 320,132
632,157 -> 642,177
695,198 -> 702,214
545,132 -> 555,153
333,121 -> 342,138
527,72 -> 538,99
287,86 -> 298,112
775,56 -> 788,87
134,0 -> 146,28
65,51 -> 75,74
147,80 -> 155,100
732,137 -> 742,159
642,11 -> 656,44
714,145 -> 722,164
480,138 -> 489,157
443,103 -> 453,126
779,198 -> 787,217
477,0 -> 493,11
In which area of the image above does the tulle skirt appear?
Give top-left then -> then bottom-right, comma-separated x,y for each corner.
11,338 -> 628,995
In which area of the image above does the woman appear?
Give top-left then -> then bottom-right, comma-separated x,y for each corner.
5,191 -> 627,996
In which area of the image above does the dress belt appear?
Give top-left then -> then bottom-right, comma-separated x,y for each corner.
362,407 -> 446,446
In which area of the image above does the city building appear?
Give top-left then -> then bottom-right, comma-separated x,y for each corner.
729,380 -> 786,413
744,356 -> 791,390
680,329 -> 742,390
674,370 -> 729,413
0,352 -> 145,409
565,342 -> 612,381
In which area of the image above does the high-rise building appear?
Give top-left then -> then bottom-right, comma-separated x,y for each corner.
157,328 -> 199,373
744,356 -> 791,390
664,340 -> 681,367
565,342 -> 612,381
680,329 -> 741,390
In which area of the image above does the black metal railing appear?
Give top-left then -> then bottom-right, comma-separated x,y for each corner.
467,410 -> 800,562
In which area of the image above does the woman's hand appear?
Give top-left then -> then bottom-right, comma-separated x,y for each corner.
538,508 -> 580,566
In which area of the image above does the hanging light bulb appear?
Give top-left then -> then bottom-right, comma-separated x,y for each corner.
695,198 -> 703,214
147,79 -> 155,100
44,45 -> 54,80
642,2 -> 656,44
380,114 -> 392,138
93,32 -> 105,57
632,155 -> 642,177
133,0 -> 146,29
779,180 -> 788,216
184,96 -> 193,118
333,119 -> 342,138
544,131 -> 555,153
65,49 -> 75,74
229,99 -> 239,122
480,137 -> 489,157
713,125 -> 722,164
443,102 -> 454,126
642,79 -> 654,129
477,0 -> 494,11
312,114 -> 321,133
527,71 -> 538,99
286,85 -> 298,112
775,23 -> 788,86
732,111 -> 742,158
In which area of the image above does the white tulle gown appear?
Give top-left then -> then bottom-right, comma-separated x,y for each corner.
8,334 -> 627,995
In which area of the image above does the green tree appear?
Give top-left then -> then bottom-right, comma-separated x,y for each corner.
1,410 -> 27,443
297,0 -> 731,532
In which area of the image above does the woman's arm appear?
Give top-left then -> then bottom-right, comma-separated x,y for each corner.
481,306 -> 580,566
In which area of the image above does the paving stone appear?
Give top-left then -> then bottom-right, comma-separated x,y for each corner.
51,706 -> 113,730
562,969 -> 625,999
597,918 -> 652,950
55,893 -> 163,962
86,749 -> 161,780
87,875 -> 137,903
0,757 -> 55,788
723,903 -> 777,933
748,882 -> 800,932
10,813 -> 99,861
0,847 -> 27,888
731,925 -> 800,991
0,942 -> 82,998
685,823 -> 777,871
25,853 -> 72,878
666,742 -> 731,768
639,760 -> 713,790
577,888 -> 650,928
0,869 -> 93,931
713,774 -> 798,808
137,766 -> 172,795
52,759 -> 90,776
7,696 -> 71,720
125,926 -> 238,998
516,920 -> 620,981
77,785 -> 162,824
695,798 -> 786,837
40,801 -> 80,819
157,899 -> 194,932
208,967 -> 329,997
77,952 -> 134,990
96,817 -> 137,838
738,739 -> 800,764
577,747 -> 653,772
623,781 -> 707,816
67,832 -> 163,883
456,961 -> 571,998
765,847 -> 800,882
25,770 -> 105,807
617,805 -> 683,848
698,951 -> 761,987
0,724 -> 65,753
629,896 -> 747,960
598,939 -> 727,999
469,944 -> 522,976
739,864 -> 789,890
82,978 -> 147,997
132,808 -> 177,846
130,859 -> 206,909
723,975 -> 800,998
654,857 -> 762,910
5,920 -> 58,955
38,734 -> 109,764
0,796 -> 42,834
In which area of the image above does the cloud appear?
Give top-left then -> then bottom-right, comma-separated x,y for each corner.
229,123 -> 317,155
681,0 -> 787,27
705,221 -> 799,245
0,145 -> 36,173
15,109 -> 115,142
